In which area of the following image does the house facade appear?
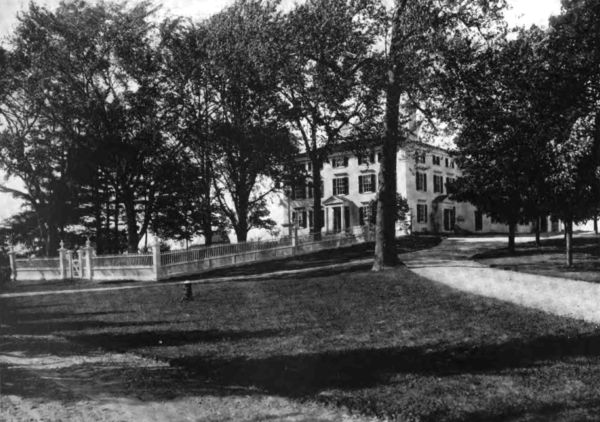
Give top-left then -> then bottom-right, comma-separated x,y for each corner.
283,142 -> 559,235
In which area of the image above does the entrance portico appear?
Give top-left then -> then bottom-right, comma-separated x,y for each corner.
322,196 -> 355,233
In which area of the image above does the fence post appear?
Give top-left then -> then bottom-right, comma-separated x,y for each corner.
65,250 -> 73,280
8,246 -> 16,282
151,241 -> 161,281
58,241 -> 67,280
84,239 -> 94,281
77,248 -> 85,278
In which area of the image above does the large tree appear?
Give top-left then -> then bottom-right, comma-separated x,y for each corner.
207,0 -> 297,242
373,0 -> 506,269
279,0 -> 384,240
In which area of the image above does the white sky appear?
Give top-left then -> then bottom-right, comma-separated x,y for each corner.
0,0 -> 563,223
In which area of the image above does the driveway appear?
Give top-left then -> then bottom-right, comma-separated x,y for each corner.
400,235 -> 600,324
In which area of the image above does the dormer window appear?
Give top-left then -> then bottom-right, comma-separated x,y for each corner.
357,152 -> 375,165
331,156 -> 348,168
416,152 -> 426,164
432,155 -> 441,166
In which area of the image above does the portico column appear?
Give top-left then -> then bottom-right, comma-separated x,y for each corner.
341,206 -> 346,232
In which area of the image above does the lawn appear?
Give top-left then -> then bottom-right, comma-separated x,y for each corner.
3,256 -> 600,421
475,234 -> 600,283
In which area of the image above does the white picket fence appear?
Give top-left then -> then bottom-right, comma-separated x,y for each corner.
7,225 -> 374,283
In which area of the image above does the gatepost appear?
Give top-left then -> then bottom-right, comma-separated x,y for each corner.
84,239 -> 94,280
65,249 -> 73,279
151,241 -> 161,281
58,241 -> 67,280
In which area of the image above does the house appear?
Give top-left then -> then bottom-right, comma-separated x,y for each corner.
283,141 -> 560,235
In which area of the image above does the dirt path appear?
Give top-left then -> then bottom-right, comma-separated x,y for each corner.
1,338 -> 379,422
401,235 -> 600,324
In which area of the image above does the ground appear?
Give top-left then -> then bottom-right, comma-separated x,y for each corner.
2,235 -> 600,421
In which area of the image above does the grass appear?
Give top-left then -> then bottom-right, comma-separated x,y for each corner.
3,250 -> 600,420
475,234 -> 600,283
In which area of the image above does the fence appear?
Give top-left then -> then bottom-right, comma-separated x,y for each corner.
7,225 -> 374,283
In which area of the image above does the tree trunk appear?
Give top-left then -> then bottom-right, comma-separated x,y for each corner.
46,224 -> 59,257
594,214 -> 598,235
507,221 -> 516,255
373,32 -> 401,271
114,191 -> 120,253
311,158 -> 323,240
234,199 -> 249,243
565,218 -> 573,267
535,216 -> 541,247
123,192 -> 139,253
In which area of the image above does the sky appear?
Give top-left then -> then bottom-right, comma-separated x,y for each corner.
0,0 -> 563,223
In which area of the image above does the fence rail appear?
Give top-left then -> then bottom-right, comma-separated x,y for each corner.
15,257 -> 61,268
93,254 -> 153,268
161,237 -> 293,266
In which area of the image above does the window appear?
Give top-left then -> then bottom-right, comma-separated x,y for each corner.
432,155 -> 441,166
293,184 -> 306,200
359,174 -> 376,193
294,208 -> 307,228
306,162 -> 312,172
333,176 -> 349,195
450,160 -> 455,169
416,172 -> 427,191
416,152 -> 426,164
445,177 -> 455,191
331,156 -> 348,168
359,203 -> 374,225
308,210 -> 314,229
433,174 -> 444,193
445,157 -> 450,167
358,152 -> 375,165
307,182 -> 314,199
417,204 -> 428,223
475,210 -> 483,231
377,152 -> 383,163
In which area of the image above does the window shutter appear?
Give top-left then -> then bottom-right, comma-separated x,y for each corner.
424,175 -> 427,192
371,174 -> 376,192
343,157 -> 348,167
359,176 -> 364,194
369,152 -> 375,163
344,177 -> 349,195
416,173 -> 419,190
302,211 -> 307,228
332,179 -> 336,195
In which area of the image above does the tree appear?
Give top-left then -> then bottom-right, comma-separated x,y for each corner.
373,0 -> 506,269
447,28 -> 554,254
545,0 -> 600,265
207,0 -> 297,242
279,0 -> 384,240
159,19 -> 220,245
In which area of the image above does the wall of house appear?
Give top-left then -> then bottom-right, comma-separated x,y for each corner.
275,142 -> 568,236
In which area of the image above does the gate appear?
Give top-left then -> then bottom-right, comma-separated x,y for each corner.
66,250 -> 84,279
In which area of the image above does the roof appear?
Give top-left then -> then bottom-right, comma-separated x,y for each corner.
294,139 -> 454,161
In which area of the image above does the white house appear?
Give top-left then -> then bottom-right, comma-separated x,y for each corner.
280,141 -> 560,236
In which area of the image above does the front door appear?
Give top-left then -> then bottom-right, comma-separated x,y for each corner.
344,206 -> 350,230
443,208 -> 456,232
333,207 -> 342,232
